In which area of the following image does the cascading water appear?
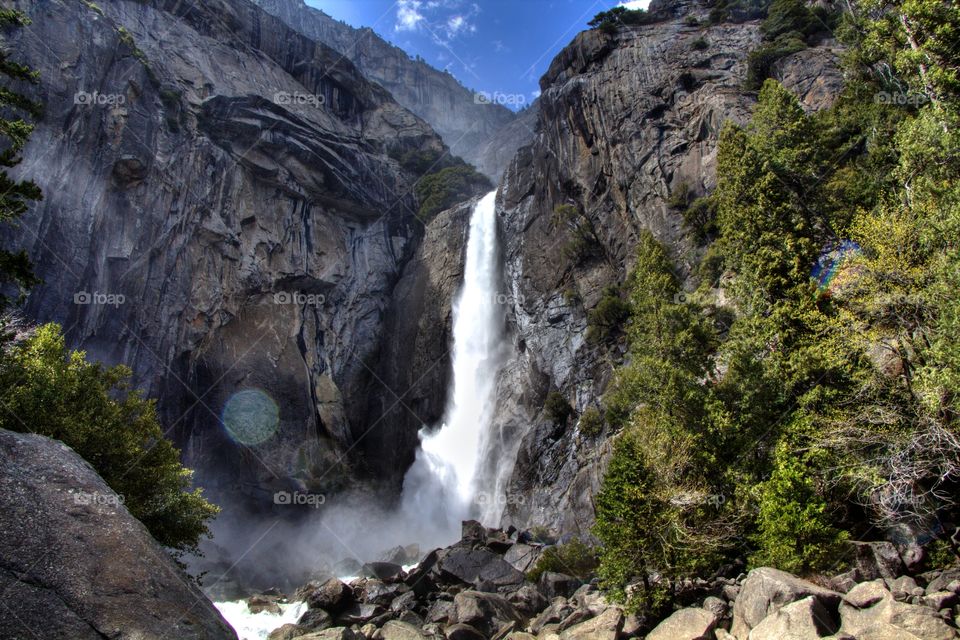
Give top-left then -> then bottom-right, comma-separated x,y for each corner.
399,190 -> 508,543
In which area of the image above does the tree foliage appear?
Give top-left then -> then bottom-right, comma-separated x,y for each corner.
0,9 -> 41,309
594,0 -> 960,608
0,325 -> 219,553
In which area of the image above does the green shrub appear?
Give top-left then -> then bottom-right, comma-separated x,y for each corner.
578,406 -> 604,437
544,391 -> 573,425
587,286 -> 631,343
684,15 -> 701,26
745,35 -> 806,90
555,205 -> 603,264
692,37 -> 710,51
0,324 -> 219,553
667,182 -> 692,209
681,195 -> 719,244
588,6 -> 658,31
528,538 -> 599,582
750,431 -> 848,574
415,164 -> 492,223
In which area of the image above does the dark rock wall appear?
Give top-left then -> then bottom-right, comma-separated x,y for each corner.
3,0 -> 450,509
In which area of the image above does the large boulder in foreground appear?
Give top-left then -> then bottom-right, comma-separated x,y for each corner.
731,567 -> 842,639
0,429 -> 237,639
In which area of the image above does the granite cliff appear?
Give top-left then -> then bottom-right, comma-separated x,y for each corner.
250,0 -> 526,181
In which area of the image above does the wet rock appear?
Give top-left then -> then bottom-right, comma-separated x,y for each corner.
300,579 -> 355,614
299,608 -> 334,631
268,624 -> 310,640
646,607 -> 718,640
363,563 -> 406,583
427,599 -> 457,624
358,579 -> 405,606
336,603 -> 386,626
248,593 -> 283,615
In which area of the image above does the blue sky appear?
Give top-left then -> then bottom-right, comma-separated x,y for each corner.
304,0 -> 650,110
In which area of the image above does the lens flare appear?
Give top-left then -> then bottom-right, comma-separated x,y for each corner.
222,388 -> 279,446
812,240 -> 861,297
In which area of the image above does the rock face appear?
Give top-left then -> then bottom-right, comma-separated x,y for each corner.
3,0 -> 451,509
251,0 -> 523,180
490,0 -> 845,535
0,428 -> 237,639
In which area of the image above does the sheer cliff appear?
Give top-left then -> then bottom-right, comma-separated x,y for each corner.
251,0 -> 526,181
3,0 -> 454,511
487,0 -> 843,535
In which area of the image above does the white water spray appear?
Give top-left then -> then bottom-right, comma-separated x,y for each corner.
400,191 -> 507,542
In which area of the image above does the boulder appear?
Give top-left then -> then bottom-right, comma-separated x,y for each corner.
851,542 -> 906,581
248,593 -> 283,615
269,624 -> 311,640
427,599 -> 457,623
926,570 -> 960,595
886,575 -> 924,601
529,598 -> 574,634
300,578 -> 355,613
364,562 -> 406,582
538,572 -> 580,599
558,608 -> 622,640
646,607 -> 718,640
731,568 -> 842,639
297,629 -> 364,640
391,591 -> 418,613
358,579 -> 404,606
380,620 -> 428,640
336,603 -> 385,625
299,607 -> 334,631
840,588 -> 957,640
506,633 -> 537,640
440,549 -> 526,587
747,596 -> 838,639
702,596 -> 728,619
924,591 -> 959,611
508,584 -> 549,616
454,590 -> 525,637
0,429 -> 237,640
504,544 -> 543,573
843,581 -> 890,608
445,623 -> 487,640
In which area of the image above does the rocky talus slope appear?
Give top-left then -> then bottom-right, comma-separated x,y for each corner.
3,0 -> 454,508
251,0 -> 523,181
0,428 -> 238,639
246,521 -> 960,640
488,0 -> 844,534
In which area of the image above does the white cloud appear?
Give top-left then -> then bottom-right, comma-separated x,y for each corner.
618,0 -> 652,10
394,0 -> 479,43
396,0 -> 425,32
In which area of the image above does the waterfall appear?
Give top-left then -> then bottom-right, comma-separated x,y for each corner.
399,190 -> 507,543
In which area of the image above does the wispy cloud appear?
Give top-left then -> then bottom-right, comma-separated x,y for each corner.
396,0 -> 426,31
394,0 -> 480,44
